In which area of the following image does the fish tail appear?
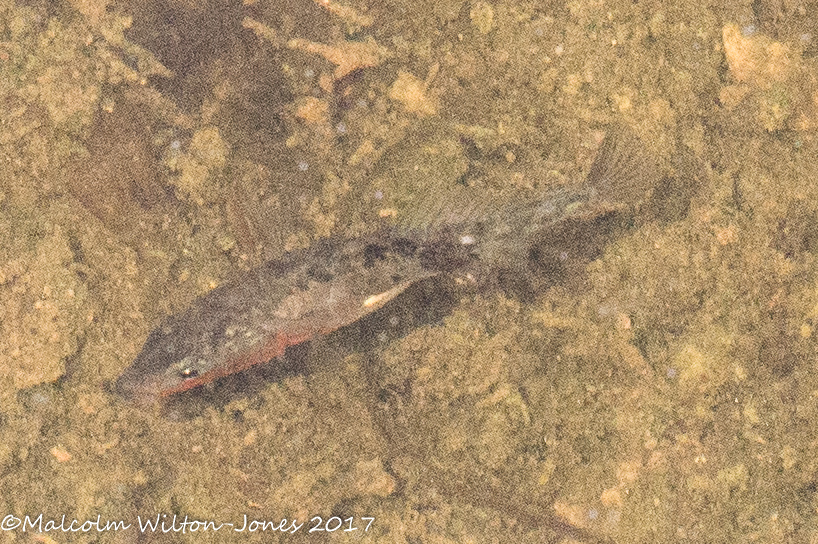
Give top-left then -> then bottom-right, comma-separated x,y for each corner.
584,123 -> 661,211
396,124 -> 659,270
512,123 -> 661,244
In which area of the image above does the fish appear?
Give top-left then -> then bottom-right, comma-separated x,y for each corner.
114,232 -> 474,404
115,124 -> 659,404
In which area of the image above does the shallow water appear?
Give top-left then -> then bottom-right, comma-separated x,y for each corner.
2,0 -> 818,542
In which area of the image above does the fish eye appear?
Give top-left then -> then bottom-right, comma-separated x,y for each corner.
180,368 -> 199,379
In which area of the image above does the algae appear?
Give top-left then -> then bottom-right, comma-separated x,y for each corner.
3,0 -> 818,542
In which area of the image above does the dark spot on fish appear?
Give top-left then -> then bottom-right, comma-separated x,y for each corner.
418,240 -> 474,272
306,262 -> 334,283
363,243 -> 387,268
391,238 -> 418,257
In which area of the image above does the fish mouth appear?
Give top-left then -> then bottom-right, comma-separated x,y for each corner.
112,370 -> 164,407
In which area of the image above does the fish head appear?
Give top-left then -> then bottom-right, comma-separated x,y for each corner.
114,321 -> 217,405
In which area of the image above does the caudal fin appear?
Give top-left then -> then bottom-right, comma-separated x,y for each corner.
585,123 -> 661,210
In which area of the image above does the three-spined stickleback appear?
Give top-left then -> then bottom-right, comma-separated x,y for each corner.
115,125 -> 659,404
114,233 -> 473,403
